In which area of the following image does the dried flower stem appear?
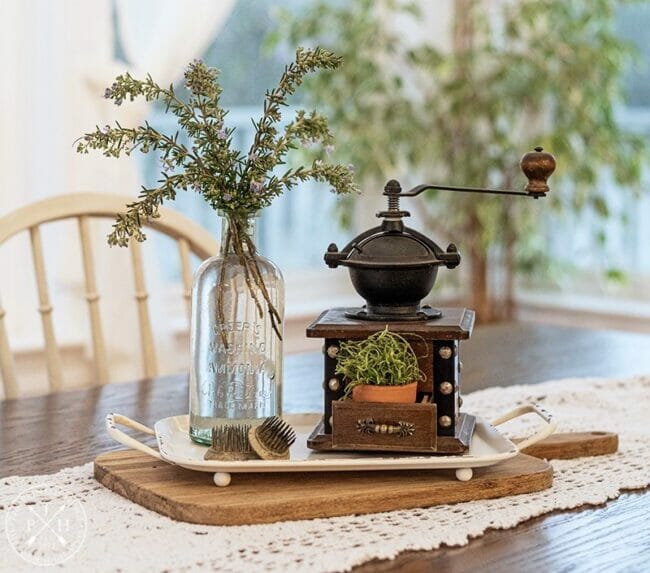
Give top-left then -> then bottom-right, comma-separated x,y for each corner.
215,216 -> 283,348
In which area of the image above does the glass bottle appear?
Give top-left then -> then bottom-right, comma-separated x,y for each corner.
189,214 -> 284,445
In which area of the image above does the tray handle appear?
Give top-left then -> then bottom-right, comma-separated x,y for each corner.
106,412 -> 164,461
491,404 -> 557,453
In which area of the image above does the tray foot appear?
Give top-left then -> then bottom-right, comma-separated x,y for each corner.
213,472 -> 231,487
455,467 -> 473,481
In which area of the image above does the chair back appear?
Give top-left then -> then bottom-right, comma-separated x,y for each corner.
0,193 -> 218,398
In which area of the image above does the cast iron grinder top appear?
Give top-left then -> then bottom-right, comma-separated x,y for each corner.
324,147 -> 556,322
325,180 -> 459,321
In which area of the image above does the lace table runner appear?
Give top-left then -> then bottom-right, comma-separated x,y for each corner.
2,375 -> 649,572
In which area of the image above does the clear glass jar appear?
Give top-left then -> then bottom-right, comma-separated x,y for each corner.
189,214 -> 284,445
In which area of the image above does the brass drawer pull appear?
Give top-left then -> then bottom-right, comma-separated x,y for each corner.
357,418 -> 415,437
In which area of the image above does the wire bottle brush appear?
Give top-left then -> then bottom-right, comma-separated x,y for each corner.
248,416 -> 296,460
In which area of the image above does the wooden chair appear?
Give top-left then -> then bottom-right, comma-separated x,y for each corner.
0,193 -> 218,398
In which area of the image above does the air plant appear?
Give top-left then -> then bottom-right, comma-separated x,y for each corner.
335,327 -> 426,397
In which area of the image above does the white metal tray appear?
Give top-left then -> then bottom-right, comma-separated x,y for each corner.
106,404 -> 555,487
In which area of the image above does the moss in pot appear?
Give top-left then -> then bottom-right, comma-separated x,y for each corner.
335,327 -> 425,403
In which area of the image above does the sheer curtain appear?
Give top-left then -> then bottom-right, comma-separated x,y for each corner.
0,0 -> 233,394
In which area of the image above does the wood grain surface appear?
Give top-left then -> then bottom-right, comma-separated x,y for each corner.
306,307 -> 475,339
516,431 -> 619,460
93,449 -> 552,525
3,323 -> 650,572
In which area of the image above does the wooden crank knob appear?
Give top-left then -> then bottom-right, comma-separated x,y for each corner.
520,146 -> 557,198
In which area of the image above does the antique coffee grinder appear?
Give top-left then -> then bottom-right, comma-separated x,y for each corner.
306,147 -> 556,454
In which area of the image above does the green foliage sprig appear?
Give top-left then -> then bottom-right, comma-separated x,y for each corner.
76,47 -> 359,340
335,328 -> 425,397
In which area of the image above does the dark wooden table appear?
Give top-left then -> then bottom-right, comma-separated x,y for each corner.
2,323 -> 650,571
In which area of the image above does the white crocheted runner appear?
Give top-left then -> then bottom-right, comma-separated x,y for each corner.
2,375 -> 649,572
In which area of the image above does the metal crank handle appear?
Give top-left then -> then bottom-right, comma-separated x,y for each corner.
105,412 -> 164,461
491,404 -> 557,453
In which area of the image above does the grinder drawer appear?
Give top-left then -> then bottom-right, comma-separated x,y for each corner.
331,400 -> 437,453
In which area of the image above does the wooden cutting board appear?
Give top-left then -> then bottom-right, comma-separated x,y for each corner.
94,431 -> 617,526
95,450 -> 553,526
516,431 -> 618,460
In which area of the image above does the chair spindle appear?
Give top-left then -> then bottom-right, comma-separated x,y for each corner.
29,225 -> 63,391
78,216 -> 109,384
0,296 -> 18,398
178,238 -> 193,323
129,238 -> 158,378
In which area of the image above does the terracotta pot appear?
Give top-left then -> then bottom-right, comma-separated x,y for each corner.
351,381 -> 418,403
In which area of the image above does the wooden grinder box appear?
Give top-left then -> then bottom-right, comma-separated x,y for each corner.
306,307 -> 476,455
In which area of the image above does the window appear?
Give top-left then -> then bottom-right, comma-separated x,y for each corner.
531,5 -> 650,302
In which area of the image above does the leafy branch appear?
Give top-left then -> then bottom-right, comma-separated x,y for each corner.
77,47 -> 359,340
